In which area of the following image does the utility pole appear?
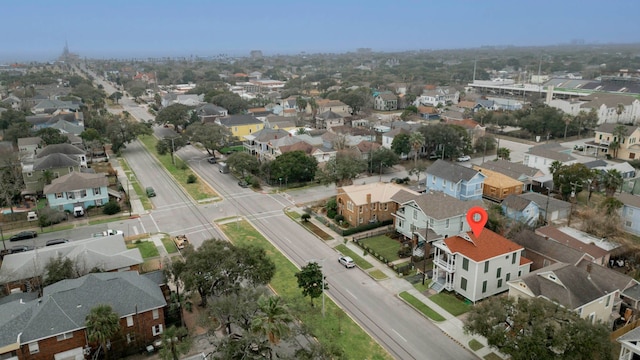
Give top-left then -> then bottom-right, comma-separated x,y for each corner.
422,223 -> 430,285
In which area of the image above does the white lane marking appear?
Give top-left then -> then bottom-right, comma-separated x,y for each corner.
138,217 -> 147,234
132,226 -> 139,235
392,329 -> 407,342
283,237 -> 291,244
345,289 -> 358,300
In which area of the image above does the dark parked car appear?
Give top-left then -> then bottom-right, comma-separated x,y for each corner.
9,231 -> 38,242
238,180 -> 249,188
46,239 -> 69,246
207,157 -> 217,164
10,245 -> 34,253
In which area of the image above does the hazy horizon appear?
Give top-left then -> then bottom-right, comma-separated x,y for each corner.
2,0 -> 639,62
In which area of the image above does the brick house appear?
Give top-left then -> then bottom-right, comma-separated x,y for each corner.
336,182 -> 416,226
0,271 -> 167,360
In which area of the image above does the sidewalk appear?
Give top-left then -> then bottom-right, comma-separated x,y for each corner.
111,157 -> 146,216
293,206 -> 506,360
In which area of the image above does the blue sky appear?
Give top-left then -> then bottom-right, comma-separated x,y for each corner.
2,0 -> 639,61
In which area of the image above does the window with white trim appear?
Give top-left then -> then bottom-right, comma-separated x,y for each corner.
152,324 -> 164,336
126,315 -> 133,327
94,187 -> 101,195
153,309 -> 159,320
126,332 -> 135,344
57,332 -> 74,341
347,201 -> 353,211
28,342 -> 39,354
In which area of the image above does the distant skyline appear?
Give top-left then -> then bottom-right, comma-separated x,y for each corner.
2,0 -> 640,62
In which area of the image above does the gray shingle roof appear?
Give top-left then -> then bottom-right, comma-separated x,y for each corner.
616,192 -> 640,208
218,114 -> 262,126
502,194 -> 536,211
426,159 -> 482,183
519,192 -> 571,213
526,144 -> 575,162
43,172 -> 108,194
317,110 -> 343,120
392,190 -> 483,220
14,272 -> 166,343
36,143 -> 85,158
32,153 -> 79,170
511,229 -> 585,265
479,159 -> 541,178
595,123 -> 637,135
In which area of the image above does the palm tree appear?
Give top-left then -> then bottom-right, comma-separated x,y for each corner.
562,114 -> 573,140
158,326 -> 190,360
251,295 -> 293,346
600,196 -> 623,216
600,169 -> 623,197
408,132 -> 425,167
41,170 -> 54,186
611,124 -> 629,159
616,103 -> 625,123
85,305 -> 120,360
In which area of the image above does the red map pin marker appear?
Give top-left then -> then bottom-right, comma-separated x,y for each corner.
466,206 -> 488,238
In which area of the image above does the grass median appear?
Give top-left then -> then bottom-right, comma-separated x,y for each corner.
399,291 -> 445,322
219,219 -> 392,360
138,135 -> 218,202
119,157 -> 153,210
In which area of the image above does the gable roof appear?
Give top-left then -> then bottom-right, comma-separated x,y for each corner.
519,192 -> 571,213
510,229 -> 586,266
36,143 -> 85,158
479,159 -> 542,179
43,172 -> 108,194
8,271 -> 166,344
616,192 -> 640,209
526,144 -> 575,162
535,225 -> 610,258
518,261 -> 634,311
595,123 -> 638,135
339,182 -> 417,206
317,110 -> 343,120
392,190 -> 484,220
17,137 -> 42,148
245,128 -> 290,142
218,114 -> 262,127
476,167 -> 523,189
0,235 -> 143,284
443,229 -> 525,262
502,194 -> 536,211
32,153 -> 79,170
279,141 -> 314,155
427,159 -> 484,183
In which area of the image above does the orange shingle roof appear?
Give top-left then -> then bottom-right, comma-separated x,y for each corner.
444,229 -> 523,262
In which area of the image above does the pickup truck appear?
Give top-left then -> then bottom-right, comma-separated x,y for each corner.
173,234 -> 189,250
93,229 -> 124,237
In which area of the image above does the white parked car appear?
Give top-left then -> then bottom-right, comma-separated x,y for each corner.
338,256 -> 356,268
457,155 -> 471,162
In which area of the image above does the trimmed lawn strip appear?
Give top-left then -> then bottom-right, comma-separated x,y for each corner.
285,210 -> 301,220
368,269 -> 388,280
429,292 -> 471,316
335,244 -> 374,270
469,339 -> 484,351
127,240 -> 160,258
41,224 -> 74,233
119,157 -> 152,210
359,235 -> 401,262
219,220 -> 392,360
399,291 -> 445,322
138,135 -> 217,201
484,353 -> 502,360
161,235 -> 178,254
88,215 -> 132,226
412,281 -> 431,293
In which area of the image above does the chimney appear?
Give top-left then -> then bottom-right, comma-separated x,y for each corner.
586,263 -> 592,280
366,194 -> 371,205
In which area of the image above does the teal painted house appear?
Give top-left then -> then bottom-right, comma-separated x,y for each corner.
43,172 -> 109,212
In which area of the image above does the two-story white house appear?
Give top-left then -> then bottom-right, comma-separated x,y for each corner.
373,92 -> 398,111
431,229 -> 532,302
391,190 -> 484,256
425,160 -> 486,201
522,143 -> 576,174
414,86 -> 460,107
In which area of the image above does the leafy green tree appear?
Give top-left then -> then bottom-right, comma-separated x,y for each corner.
154,93 -> 162,107
4,121 -> 32,144
109,91 -> 123,104
44,256 -> 75,285
419,124 -> 470,160
208,287 -> 268,335
616,103 -> 625,123
226,152 -> 260,176
178,239 -> 275,307
0,108 -> 26,129
553,163 -> 592,200
85,305 -> 121,360
464,296 -> 612,360
0,161 -> 25,212
295,262 -> 328,307
212,92 -> 248,114
391,133 -> 411,157
269,150 -> 318,183
105,115 -> 153,153
315,151 -> 367,186
600,196 -> 623,216
496,147 -> 511,161
296,97 -> 308,114
36,127 -> 69,145
155,103 -> 191,129
129,87 -> 145,100
369,148 -> 400,174
80,128 -> 103,143
474,135 -> 496,153
251,295 -> 293,345
611,124 -> 629,159
156,135 -> 188,156
71,83 -> 107,110
158,326 -> 191,360
408,161 -> 429,184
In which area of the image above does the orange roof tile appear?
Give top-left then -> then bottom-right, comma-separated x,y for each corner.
520,256 -> 532,265
444,229 -> 523,262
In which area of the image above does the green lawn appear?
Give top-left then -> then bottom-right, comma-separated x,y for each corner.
469,339 -> 485,351
368,269 -> 388,280
41,224 -> 74,233
127,240 -> 160,258
285,210 -> 301,220
219,220 -> 392,360
484,353 -> 502,360
359,235 -> 401,262
335,244 -> 373,270
399,291 -> 445,322
413,281 -> 431,293
161,235 -> 178,254
138,135 -> 218,202
429,292 -> 472,316
220,145 -> 244,154
88,216 -> 132,226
